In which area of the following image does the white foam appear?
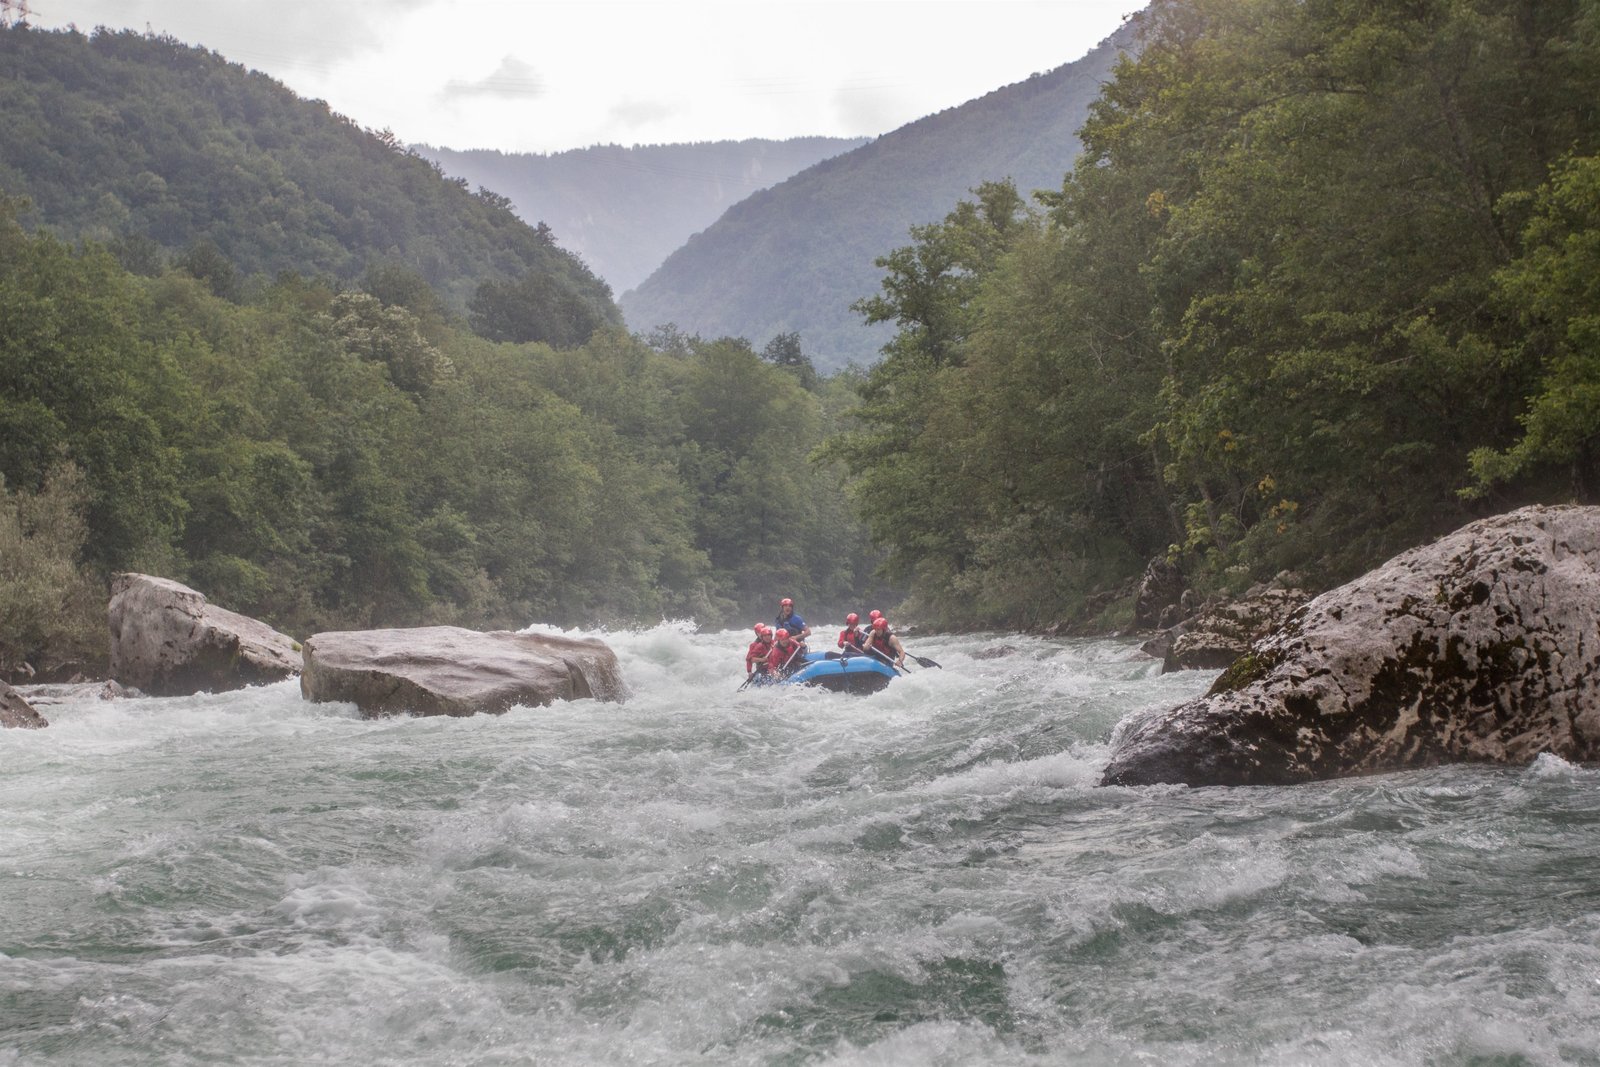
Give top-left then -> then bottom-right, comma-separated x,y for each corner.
272,877 -> 381,930
1525,751 -> 1585,779
10,628 -> 1599,1065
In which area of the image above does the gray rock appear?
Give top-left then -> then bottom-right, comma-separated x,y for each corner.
1102,505 -> 1600,787
108,574 -> 300,696
1163,587 -> 1310,672
300,626 -> 625,717
1,680 -> 47,728
1138,624 -> 1183,663
16,680 -> 142,706
1133,558 -> 1185,629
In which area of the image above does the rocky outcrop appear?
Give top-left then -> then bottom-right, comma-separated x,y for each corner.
1133,558 -> 1185,629
1154,586 -> 1310,672
1103,506 -> 1600,787
299,626 -> 625,717
1,680 -> 47,728
108,574 -> 300,696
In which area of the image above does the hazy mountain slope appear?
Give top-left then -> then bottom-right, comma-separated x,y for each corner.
620,17 -> 1143,371
0,24 -> 617,322
415,138 -> 869,294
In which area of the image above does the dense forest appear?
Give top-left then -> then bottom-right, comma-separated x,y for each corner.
620,17 -> 1141,371
831,0 -> 1600,629
0,24 -> 616,326
0,196 -> 882,680
416,138 -> 868,294
6,0 -> 1600,678
0,25 -> 885,681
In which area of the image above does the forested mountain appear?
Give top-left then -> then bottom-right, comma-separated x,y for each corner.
0,24 -> 617,332
0,196 -> 888,680
830,0 -> 1600,629
9,0 -> 1595,680
620,17 -> 1143,372
415,138 -> 869,294
0,24 -> 890,681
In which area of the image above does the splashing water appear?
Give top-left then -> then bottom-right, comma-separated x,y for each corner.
4,625 -> 1600,1065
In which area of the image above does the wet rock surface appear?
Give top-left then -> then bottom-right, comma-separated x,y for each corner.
1103,505 -> 1600,786
108,574 -> 300,696
1,680 -> 47,729
1159,587 -> 1310,672
300,626 -> 626,717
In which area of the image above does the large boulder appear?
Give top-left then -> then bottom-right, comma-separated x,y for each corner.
1,680 -> 47,729
1102,505 -> 1600,787
300,626 -> 625,717
108,574 -> 300,696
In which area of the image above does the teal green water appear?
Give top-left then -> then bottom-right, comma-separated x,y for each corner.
4,625 -> 1600,1065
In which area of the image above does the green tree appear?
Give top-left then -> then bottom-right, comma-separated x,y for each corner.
0,203 -> 193,569
177,238 -> 240,300
761,331 -> 818,391
0,464 -> 106,681
329,291 -> 454,395
1469,153 -> 1600,498
468,268 -> 610,348
825,182 -> 1031,622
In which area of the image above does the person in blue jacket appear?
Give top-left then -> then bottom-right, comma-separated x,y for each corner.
774,597 -> 810,651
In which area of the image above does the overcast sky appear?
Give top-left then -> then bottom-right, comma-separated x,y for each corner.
23,0 -> 1139,154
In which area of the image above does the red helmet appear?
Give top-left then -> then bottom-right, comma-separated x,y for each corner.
776,628 -> 790,640
845,613 -> 859,624
754,623 -> 768,635
780,598 -> 793,607
871,617 -> 888,631
868,610 -> 882,620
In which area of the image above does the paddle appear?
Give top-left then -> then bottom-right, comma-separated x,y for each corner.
830,630 -> 866,660
738,637 -> 774,691
861,642 -> 907,676
776,641 -> 804,677
739,641 -> 805,690
909,654 -> 942,669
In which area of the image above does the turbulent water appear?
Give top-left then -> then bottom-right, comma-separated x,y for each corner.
5,625 -> 1600,1066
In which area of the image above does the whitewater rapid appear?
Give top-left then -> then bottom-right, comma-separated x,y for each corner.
4,623 -> 1599,1065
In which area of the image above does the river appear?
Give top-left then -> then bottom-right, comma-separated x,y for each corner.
4,624 -> 1599,1065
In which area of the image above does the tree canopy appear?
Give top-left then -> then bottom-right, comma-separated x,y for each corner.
833,0 -> 1600,628
0,24 -> 618,341
0,198 -> 887,678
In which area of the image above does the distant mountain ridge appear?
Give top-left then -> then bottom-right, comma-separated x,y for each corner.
620,16 -> 1145,371
414,138 -> 869,294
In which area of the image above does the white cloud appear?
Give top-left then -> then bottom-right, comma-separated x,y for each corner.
29,0 -> 1141,152
608,98 -> 680,130
441,56 -> 546,101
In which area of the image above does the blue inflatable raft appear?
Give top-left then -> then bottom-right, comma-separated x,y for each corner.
778,650 -> 898,694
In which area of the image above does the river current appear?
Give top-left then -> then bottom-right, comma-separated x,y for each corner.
4,624 -> 1600,1065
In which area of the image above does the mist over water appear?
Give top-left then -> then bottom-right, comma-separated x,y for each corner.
5,624 -> 1600,1065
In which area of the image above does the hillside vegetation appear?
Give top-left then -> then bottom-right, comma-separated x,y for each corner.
0,24 -> 616,330
0,25 -> 886,680
8,0 -> 1596,678
416,138 -> 868,294
829,0 -> 1600,629
620,19 -> 1141,371
0,197 -> 883,680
